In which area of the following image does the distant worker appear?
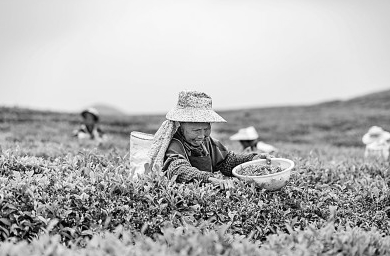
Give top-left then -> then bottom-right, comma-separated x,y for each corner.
362,126 -> 390,161
230,126 -> 278,154
73,108 -> 107,142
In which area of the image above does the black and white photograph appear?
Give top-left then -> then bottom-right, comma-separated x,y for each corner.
1,0 -> 390,255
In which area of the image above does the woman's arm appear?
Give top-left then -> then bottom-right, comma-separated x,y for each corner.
215,151 -> 258,177
164,157 -> 213,183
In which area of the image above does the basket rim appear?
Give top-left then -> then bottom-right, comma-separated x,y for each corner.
232,158 -> 294,179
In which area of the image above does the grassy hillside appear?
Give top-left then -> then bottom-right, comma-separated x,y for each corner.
90,103 -> 127,117
344,89 -> 390,109
1,89 -> 390,255
216,89 -> 390,147
2,88 -> 389,156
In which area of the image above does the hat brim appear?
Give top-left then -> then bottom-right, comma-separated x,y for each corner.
381,131 -> 390,142
166,107 -> 226,123
362,133 -> 387,144
230,133 -> 258,141
81,111 -> 99,122
362,133 -> 374,144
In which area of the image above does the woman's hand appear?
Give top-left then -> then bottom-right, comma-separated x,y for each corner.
208,177 -> 234,190
253,153 -> 274,165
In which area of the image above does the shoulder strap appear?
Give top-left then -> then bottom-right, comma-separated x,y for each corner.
171,138 -> 189,160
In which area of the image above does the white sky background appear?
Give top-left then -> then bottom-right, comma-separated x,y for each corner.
0,0 -> 389,114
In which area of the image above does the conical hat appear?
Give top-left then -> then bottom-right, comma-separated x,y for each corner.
381,131 -> 390,142
81,107 -> 99,122
362,126 -> 386,144
166,90 -> 226,123
230,126 -> 259,141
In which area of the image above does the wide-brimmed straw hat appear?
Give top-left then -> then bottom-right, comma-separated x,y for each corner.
166,90 -> 226,123
81,107 -> 99,122
381,131 -> 390,142
230,126 -> 259,141
362,126 -> 388,144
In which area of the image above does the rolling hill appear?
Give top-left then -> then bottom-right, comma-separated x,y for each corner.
89,103 -> 127,117
216,88 -> 390,147
1,88 -> 389,148
344,89 -> 390,108
315,89 -> 390,109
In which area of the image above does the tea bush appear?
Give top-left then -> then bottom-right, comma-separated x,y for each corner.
1,106 -> 390,255
1,148 -> 389,246
1,222 -> 390,256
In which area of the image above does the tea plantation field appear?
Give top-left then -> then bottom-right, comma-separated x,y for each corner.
1,97 -> 390,255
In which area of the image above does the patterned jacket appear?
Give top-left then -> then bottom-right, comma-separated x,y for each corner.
163,131 -> 257,183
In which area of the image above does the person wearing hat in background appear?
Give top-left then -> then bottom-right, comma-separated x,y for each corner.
147,90 -> 273,190
362,126 -> 390,161
73,107 -> 107,142
230,126 -> 278,154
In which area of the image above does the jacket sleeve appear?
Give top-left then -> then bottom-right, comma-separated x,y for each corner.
164,158 -> 213,183
215,151 -> 257,177
163,139 -> 213,183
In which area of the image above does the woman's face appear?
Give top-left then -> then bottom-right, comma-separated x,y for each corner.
180,122 -> 211,147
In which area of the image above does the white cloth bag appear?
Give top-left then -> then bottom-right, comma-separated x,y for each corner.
364,141 -> 390,161
129,131 -> 154,178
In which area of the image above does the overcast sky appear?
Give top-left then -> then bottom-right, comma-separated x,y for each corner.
1,0 -> 389,114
